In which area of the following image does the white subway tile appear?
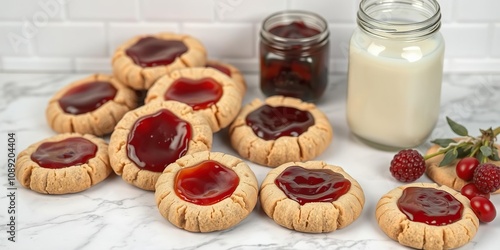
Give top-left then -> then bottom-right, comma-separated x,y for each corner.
214,0 -> 286,21
75,58 -> 112,73
447,59 -> 500,72
331,58 -> 348,73
183,23 -> 254,58
0,0 -> 64,20
437,0 -> 453,23
329,24 -> 355,59
289,0 -> 356,22
440,24 -> 489,57
221,58 -> 259,73
455,0 -> 500,21
0,23 -> 34,56
67,0 -> 137,21
141,0 -> 214,21
492,24 -> 500,57
108,23 -> 179,55
254,23 -> 262,65
2,57 -> 73,72
0,0 -> 498,73
35,24 -> 107,57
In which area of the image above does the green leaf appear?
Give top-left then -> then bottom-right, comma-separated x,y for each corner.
446,117 -> 469,136
490,153 -> 500,161
493,126 -> 500,137
457,145 -> 472,158
480,146 -> 493,157
476,151 -> 485,163
490,150 -> 500,161
430,138 -> 456,148
439,150 -> 458,167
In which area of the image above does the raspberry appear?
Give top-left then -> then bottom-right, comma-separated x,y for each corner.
472,163 -> 500,193
390,149 -> 426,182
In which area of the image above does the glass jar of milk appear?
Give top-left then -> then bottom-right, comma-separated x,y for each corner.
347,0 -> 444,149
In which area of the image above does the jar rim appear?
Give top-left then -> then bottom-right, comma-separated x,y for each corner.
260,10 -> 329,47
357,0 -> 441,40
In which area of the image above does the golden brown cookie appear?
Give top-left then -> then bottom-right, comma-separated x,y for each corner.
376,183 -> 479,249
426,143 -> 500,194
145,67 -> 242,132
112,32 -> 207,90
155,151 -> 258,232
259,161 -> 364,233
15,133 -> 111,194
108,100 -> 212,191
229,96 -> 333,167
46,74 -> 138,136
206,60 -> 246,96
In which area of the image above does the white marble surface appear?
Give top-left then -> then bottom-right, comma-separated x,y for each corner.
0,73 -> 499,250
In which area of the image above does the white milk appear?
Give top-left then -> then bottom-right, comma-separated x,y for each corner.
346,29 -> 445,148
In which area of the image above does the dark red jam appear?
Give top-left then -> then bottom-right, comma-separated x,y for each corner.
274,166 -> 351,205
175,160 -> 239,206
269,21 -> 321,38
164,77 -> 223,110
397,187 -> 463,226
31,137 -> 97,169
206,63 -> 232,77
245,105 -> 314,140
260,20 -> 329,102
125,37 -> 188,67
127,109 -> 192,173
58,81 -> 117,115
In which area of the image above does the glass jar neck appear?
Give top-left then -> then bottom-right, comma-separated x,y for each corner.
357,0 -> 441,41
260,10 -> 329,50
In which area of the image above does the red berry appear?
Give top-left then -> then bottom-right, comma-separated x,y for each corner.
472,163 -> 500,193
456,157 -> 480,181
460,183 -> 490,200
390,149 -> 426,182
470,197 -> 496,223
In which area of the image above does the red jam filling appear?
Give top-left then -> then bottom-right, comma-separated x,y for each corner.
175,160 -> 239,206
275,166 -> 351,205
245,105 -> 314,140
164,77 -> 223,110
206,63 -> 232,77
269,21 -> 321,39
397,187 -> 463,226
31,137 -> 97,169
58,81 -> 117,115
127,109 -> 192,173
125,37 -> 188,67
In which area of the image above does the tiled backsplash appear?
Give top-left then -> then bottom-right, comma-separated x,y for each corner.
0,0 -> 499,73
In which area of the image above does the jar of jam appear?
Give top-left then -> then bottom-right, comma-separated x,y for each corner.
346,0 -> 444,149
259,10 -> 330,102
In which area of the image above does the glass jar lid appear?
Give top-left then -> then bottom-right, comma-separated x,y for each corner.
260,10 -> 329,49
357,0 -> 441,40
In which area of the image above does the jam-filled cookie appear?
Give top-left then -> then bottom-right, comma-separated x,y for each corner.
426,143 -> 500,194
108,100 -> 212,191
145,67 -> 242,132
376,183 -> 479,249
155,151 -> 258,232
206,60 -> 246,97
260,161 -> 364,233
15,133 -> 112,194
46,74 -> 138,136
112,32 -> 207,90
229,96 -> 333,167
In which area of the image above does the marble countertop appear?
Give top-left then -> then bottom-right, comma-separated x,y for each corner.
1,73 -> 499,250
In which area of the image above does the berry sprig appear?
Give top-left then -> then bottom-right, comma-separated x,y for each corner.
388,117 -> 500,223
425,117 -> 500,166
389,117 -> 500,183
